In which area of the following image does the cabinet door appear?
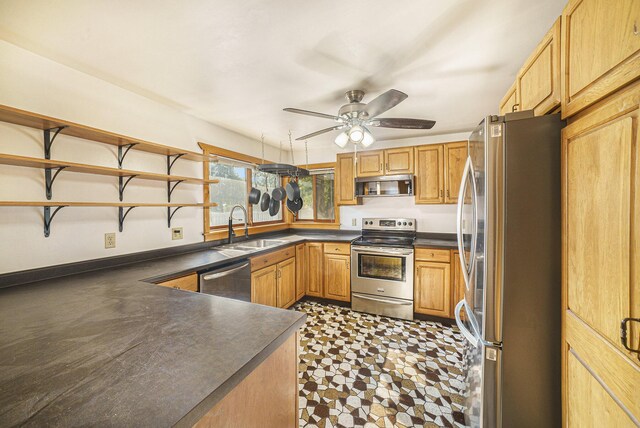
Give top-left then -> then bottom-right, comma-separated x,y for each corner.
336,153 -> 357,205
306,243 -> 324,297
384,147 -> 413,175
451,251 -> 465,320
357,150 -> 384,177
561,0 -> 640,118
277,257 -> 296,309
444,141 -> 468,204
499,81 -> 519,115
295,243 -> 306,300
156,273 -> 198,292
414,144 -> 444,204
323,254 -> 350,301
251,265 -> 277,307
517,17 -> 561,115
414,261 -> 451,318
562,83 -> 640,426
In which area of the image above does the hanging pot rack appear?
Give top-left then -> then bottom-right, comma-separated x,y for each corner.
257,130 -> 309,177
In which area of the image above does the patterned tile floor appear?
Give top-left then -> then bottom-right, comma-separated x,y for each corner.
293,300 -> 467,428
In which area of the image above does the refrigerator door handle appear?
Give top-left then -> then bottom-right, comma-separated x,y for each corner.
455,300 -> 478,348
456,156 -> 478,290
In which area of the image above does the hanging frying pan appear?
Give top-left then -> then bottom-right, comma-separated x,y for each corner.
248,180 -> 261,205
286,196 -> 303,214
286,178 -> 300,201
269,196 -> 280,216
272,185 -> 286,202
260,181 -> 271,212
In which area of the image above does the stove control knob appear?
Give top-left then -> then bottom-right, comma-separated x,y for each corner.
409,222 -> 413,226
403,222 -> 407,226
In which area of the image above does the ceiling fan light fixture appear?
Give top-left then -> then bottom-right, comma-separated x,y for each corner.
348,125 -> 364,143
361,128 -> 375,147
334,131 -> 349,148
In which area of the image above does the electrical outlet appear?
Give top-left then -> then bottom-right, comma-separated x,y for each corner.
172,227 -> 183,240
104,233 -> 116,249
351,218 -> 357,226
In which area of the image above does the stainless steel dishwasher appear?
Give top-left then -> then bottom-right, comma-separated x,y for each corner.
199,260 -> 251,302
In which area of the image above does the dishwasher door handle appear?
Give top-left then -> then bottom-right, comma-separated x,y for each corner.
202,263 -> 250,281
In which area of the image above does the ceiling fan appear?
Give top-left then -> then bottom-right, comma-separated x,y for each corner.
283,89 -> 435,148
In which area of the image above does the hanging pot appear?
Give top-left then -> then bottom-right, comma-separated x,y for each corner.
271,186 -> 286,202
269,197 -> 280,216
286,197 -> 303,214
248,186 -> 261,205
286,179 -> 300,201
260,187 -> 271,212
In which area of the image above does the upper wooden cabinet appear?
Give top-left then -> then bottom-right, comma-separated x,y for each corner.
517,18 -> 561,115
499,81 -> 519,115
357,150 -> 384,177
444,141 -> 468,204
384,147 -> 414,175
561,0 -> 640,118
336,153 -> 358,205
414,144 -> 444,204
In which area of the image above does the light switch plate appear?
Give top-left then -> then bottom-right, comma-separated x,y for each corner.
351,218 -> 357,226
172,227 -> 183,240
104,233 -> 116,249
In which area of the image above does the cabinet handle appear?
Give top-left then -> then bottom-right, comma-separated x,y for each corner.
380,163 -> 383,171
173,285 -> 179,289
621,317 -> 640,353
440,190 -> 443,197
447,190 -> 450,198
386,163 -> 389,171
512,103 -> 520,112
634,20 -> 638,36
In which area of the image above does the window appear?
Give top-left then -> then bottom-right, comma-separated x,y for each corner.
208,160 -> 282,228
295,172 -> 335,222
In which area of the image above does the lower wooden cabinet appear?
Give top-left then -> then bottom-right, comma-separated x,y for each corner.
306,243 -> 324,297
323,253 -> 350,302
156,273 -> 198,292
414,259 -> 451,318
295,243 -> 306,301
251,257 -> 296,309
277,257 -> 296,308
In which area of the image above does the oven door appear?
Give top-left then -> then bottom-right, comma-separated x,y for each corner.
350,246 -> 414,300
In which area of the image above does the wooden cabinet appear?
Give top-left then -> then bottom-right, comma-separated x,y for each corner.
562,82 -> 640,426
156,273 -> 198,292
561,0 -> 640,118
516,17 -> 561,115
356,150 -> 384,177
336,153 -> 358,205
295,243 -> 306,300
414,144 -> 444,204
444,141 -> 468,204
384,147 -> 413,175
306,242 -> 324,297
276,257 -> 296,308
414,260 -> 451,318
324,253 -> 350,302
251,265 -> 277,307
499,81 -> 519,115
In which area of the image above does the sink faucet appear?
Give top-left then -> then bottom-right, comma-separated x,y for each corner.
228,205 -> 249,244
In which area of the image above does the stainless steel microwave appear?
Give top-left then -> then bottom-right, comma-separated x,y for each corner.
354,174 -> 413,198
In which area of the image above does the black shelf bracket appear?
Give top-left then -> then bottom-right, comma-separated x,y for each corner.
44,126 -> 68,159
44,205 -> 67,237
167,206 -> 184,228
117,143 -> 138,169
118,175 -> 138,201
167,153 -> 186,175
118,206 -> 137,232
167,180 -> 184,203
45,166 -> 68,200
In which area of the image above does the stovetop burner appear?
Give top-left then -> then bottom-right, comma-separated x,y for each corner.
352,217 -> 417,249
351,236 -> 415,248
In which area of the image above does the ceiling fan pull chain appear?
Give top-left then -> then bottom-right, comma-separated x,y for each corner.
288,130 -> 295,165
305,140 -> 309,170
260,134 -> 265,165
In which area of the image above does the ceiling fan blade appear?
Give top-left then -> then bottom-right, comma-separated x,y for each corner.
369,118 -> 436,130
283,108 -> 342,121
363,89 -> 408,119
295,125 -> 346,141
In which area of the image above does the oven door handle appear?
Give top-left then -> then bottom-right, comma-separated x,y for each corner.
353,294 -> 413,306
351,247 -> 413,256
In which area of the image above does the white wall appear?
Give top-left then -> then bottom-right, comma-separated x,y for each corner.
0,40 -> 284,274
294,132 -> 471,234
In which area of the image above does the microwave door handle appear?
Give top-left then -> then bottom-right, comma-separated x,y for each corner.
455,300 -> 478,347
201,262 -> 249,281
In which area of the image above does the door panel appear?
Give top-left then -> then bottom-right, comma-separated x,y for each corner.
336,153 -> 357,205
324,254 -> 350,301
499,81 -> 519,115
295,243 -> 306,300
414,144 -> 444,204
277,258 -> 296,308
384,147 -> 413,174
306,243 -> 324,297
444,142 -> 468,203
414,261 -> 451,317
251,265 -> 277,307
357,150 -> 384,177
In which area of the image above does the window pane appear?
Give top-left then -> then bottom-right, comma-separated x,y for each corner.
252,171 -> 283,223
209,162 -> 247,227
315,173 -> 335,220
297,176 -> 314,220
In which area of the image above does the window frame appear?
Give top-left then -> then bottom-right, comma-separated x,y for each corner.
291,163 -> 339,227
293,174 -> 335,223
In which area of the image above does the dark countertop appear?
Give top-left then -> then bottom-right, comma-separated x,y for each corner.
0,231 -> 365,426
414,238 -> 458,249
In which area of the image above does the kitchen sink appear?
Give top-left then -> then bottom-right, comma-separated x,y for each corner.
232,239 -> 286,250
217,248 -> 249,257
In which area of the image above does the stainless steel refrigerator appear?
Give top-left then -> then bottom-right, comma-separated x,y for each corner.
454,111 -> 563,428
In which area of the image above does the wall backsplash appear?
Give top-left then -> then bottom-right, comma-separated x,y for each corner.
339,196 -> 457,233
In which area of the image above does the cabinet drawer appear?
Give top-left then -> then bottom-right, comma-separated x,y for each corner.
415,248 -> 451,263
250,246 -> 295,271
324,242 -> 350,255
156,273 -> 198,292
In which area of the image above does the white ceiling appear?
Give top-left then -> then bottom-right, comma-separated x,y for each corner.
0,0 -> 565,149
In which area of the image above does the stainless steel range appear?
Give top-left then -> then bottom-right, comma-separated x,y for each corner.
351,218 -> 416,320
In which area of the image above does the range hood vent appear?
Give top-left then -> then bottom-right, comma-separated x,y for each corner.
354,174 -> 413,198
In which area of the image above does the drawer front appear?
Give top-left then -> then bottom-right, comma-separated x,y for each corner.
415,248 -> 451,263
323,242 -> 350,255
157,273 -> 198,292
251,246 -> 295,271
